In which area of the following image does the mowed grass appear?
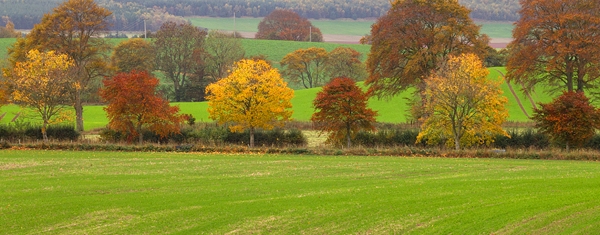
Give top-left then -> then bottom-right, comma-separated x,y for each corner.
2,150 -> 600,234
189,17 -> 514,39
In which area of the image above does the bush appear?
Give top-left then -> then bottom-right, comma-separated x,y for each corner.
493,129 -> 550,149
354,129 -> 420,147
0,123 -> 79,141
224,128 -> 306,147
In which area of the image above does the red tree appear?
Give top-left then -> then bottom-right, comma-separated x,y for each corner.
532,91 -> 600,151
100,71 -> 185,144
312,77 -> 377,148
255,9 -> 323,42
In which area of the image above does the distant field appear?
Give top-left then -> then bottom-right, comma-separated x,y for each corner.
2,150 -> 600,234
189,17 -> 514,39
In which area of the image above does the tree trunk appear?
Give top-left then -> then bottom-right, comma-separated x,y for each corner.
249,127 -> 255,148
346,123 -> 351,148
454,136 -> 460,151
566,142 -> 570,153
74,91 -> 84,132
42,120 -> 48,142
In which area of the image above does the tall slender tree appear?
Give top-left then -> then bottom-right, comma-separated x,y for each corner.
6,0 -> 112,132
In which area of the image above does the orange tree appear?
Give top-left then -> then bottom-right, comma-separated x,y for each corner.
255,9 -> 323,42
506,0 -> 600,93
280,47 -> 329,88
6,0 -> 112,132
532,91 -> 600,151
416,54 -> 508,150
364,0 -> 488,117
312,77 -> 377,148
206,59 -> 294,147
99,71 -> 185,144
7,50 -> 74,141
111,38 -> 155,73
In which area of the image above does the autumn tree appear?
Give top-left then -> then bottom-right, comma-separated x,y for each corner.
506,0 -> 600,93
6,0 -> 112,132
7,50 -> 74,141
280,47 -> 329,88
417,54 -> 508,150
111,38 -> 155,73
204,30 -> 246,82
532,91 -> 600,151
154,21 -> 207,102
324,47 -> 367,81
0,16 -> 20,38
206,59 -> 294,147
100,70 -> 185,144
312,77 -> 377,148
255,9 -> 323,42
365,0 -> 489,118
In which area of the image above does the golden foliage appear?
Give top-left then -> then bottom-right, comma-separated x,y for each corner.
417,53 -> 508,150
206,59 -> 294,147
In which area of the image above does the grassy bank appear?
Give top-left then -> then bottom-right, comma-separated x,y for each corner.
1,150 -> 599,234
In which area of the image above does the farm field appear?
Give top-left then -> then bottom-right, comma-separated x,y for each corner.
189,17 -> 515,39
2,150 -> 600,234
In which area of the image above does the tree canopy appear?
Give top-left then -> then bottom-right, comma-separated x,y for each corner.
280,47 -> 329,88
111,38 -> 155,73
365,0 -> 489,104
506,0 -> 600,94
416,54 -> 508,150
100,70 -> 185,144
255,9 -> 323,42
6,0 -> 112,132
206,59 -> 294,147
312,77 -> 377,148
532,91 -> 600,151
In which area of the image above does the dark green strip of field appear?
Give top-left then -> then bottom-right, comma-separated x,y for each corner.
2,150 -> 599,234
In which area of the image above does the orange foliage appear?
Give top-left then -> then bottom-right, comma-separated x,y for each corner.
100,71 -> 185,144
312,77 -> 377,148
255,9 -> 323,42
532,91 -> 600,151
506,0 -> 600,93
365,0 -> 489,100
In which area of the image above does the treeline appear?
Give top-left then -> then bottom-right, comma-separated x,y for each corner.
0,0 -> 520,30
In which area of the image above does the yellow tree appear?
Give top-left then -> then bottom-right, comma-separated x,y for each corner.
417,54 -> 508,150
206,59 -> 294,147
280,47 -> 329,88
7,50 -> 74,141
6,0 -> 112,132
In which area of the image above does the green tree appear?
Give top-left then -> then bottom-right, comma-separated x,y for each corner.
154,21 -> 207,102
6,0 -> 112,132
111,38 -> 155,73
532,91 -> 600,151
312,77 -> 377,148
206,59 -> 294,147
204,30 -> 245,82
417,54 -> 508,150
365,0 -> 488,118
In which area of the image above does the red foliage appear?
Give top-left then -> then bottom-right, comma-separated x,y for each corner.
311,77 -> 377,148
532,91 -> 600,150
100,71 -> 185,144
255,9 -> 323,42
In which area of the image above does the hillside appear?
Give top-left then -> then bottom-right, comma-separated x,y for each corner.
0,0 -> 520,30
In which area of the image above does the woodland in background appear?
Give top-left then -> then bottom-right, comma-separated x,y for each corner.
1,0 -> 520,31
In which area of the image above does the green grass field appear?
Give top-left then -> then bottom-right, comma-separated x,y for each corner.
0,68 -> 552,130
189,17 -> 514,39
2,150 -> 600,233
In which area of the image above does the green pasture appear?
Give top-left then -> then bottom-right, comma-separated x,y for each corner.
2,150 -> 600,233
189,17 -> 514,39
0,67 -> 554,130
